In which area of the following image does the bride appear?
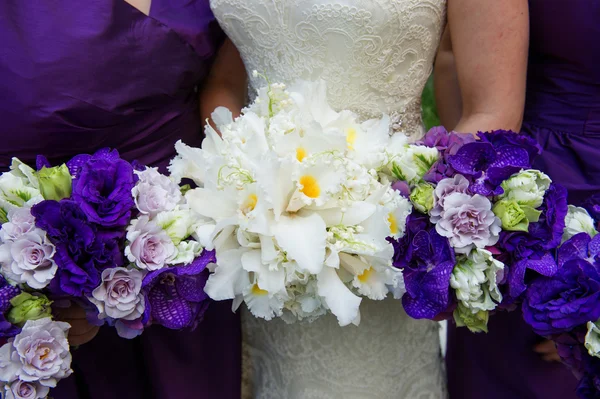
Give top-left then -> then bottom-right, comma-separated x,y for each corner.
201,0 -> 528,397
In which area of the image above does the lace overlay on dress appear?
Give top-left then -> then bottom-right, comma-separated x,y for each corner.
211,0 -> 446,140
210,0 -> 447,397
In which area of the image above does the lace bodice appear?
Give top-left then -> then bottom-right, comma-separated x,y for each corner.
211,0 -> 446,139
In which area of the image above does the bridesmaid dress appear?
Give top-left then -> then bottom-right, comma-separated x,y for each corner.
446,1 -> 600,398
0,1 -> 241,398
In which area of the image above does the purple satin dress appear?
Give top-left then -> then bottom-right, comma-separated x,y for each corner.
0,1 -> 241,398
447,1 -> 600,398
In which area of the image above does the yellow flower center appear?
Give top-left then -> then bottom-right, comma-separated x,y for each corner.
346,128 -> 357,150
357,267 -> 374,283
251,284 -> 268,296
388,212 -> 398,235
241,194 -> 258,214
299,175 -> 320,198
40,347 -> 51,360
296,147 -> 307,162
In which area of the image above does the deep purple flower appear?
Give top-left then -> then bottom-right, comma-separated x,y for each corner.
584,193 -> 600,225
478,130 -> 542,165
554,328 -> 587,378
420,127 -> 475,183
390,215 -> 455,319
35,156 -> 51,171
71,148 -> 135,228
31,200 -> 124,297
0,275 -> 21,338
142,250 -> 215,330
577,356 -> 600,399
391,180 -> 410,198
448,130 -> 538,196
498,183 -> 567,303
522,233 -> 600,337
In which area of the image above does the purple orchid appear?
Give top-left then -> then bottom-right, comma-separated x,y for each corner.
390,214 -> 455,319
522,233 -> 600,337
448,130 -> 538,196
478,130 -> 542,165
142,250 -> 216,330
0,275 -> 21,338
419,127 -> 476,183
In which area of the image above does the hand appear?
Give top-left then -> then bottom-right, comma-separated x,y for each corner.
533,339 -> 561,362
54,304 -> 100,347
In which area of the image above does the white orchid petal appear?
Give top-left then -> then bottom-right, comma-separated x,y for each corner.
317,266 -> 361,326
273,213 -> 326,274
204,249 -> 249,301
186,188 -> 237,220
313,202 -> 377,227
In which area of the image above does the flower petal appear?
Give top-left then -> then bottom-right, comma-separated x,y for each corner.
273,213 -> 327,274
317,266 -> 361,326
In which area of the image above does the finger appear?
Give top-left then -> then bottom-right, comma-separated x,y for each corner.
533,340 -> 556,354
54,304 -> 87,320
68,326 -> 100,347
542,353 -> 562,363
68,321 -> 99,336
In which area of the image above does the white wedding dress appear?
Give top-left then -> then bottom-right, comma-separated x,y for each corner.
209,0 -> 448,397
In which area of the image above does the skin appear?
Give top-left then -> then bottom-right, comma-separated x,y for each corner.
447,0 -> 529,133
125,0 -> 151,15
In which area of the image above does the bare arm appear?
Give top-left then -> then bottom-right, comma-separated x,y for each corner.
200,38 -> 248,127
434,28 -> 462,130
448,0 -> 529,133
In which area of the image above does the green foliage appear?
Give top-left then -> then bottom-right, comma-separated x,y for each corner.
421,75 -> 439,130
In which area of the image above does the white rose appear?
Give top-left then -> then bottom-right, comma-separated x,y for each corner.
499,169 -> 551,208
450,248 -> 504,312
563,205 -> 598,243
155,208 -> 197,245
585,320 -> 600,359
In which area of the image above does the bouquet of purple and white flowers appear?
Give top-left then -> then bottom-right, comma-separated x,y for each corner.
389,127 -> 568,333
521,202 -> 600,398
0,149 -> 214,397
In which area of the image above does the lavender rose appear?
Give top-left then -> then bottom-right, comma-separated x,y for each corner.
435,192 -> 501,253
0,208 -> 36,242
132,167 -> 182,217
3,379 -> 49,399
0,318 -> 72,388
0,231 -> 57,290
125,217 -> 176,271
71,148 -> 135,228
430,174 -> 470,222
89,267 -> 146,321
523,233 -> 600,336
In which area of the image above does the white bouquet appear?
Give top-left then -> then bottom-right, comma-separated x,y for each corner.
171,76 -> 437,326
